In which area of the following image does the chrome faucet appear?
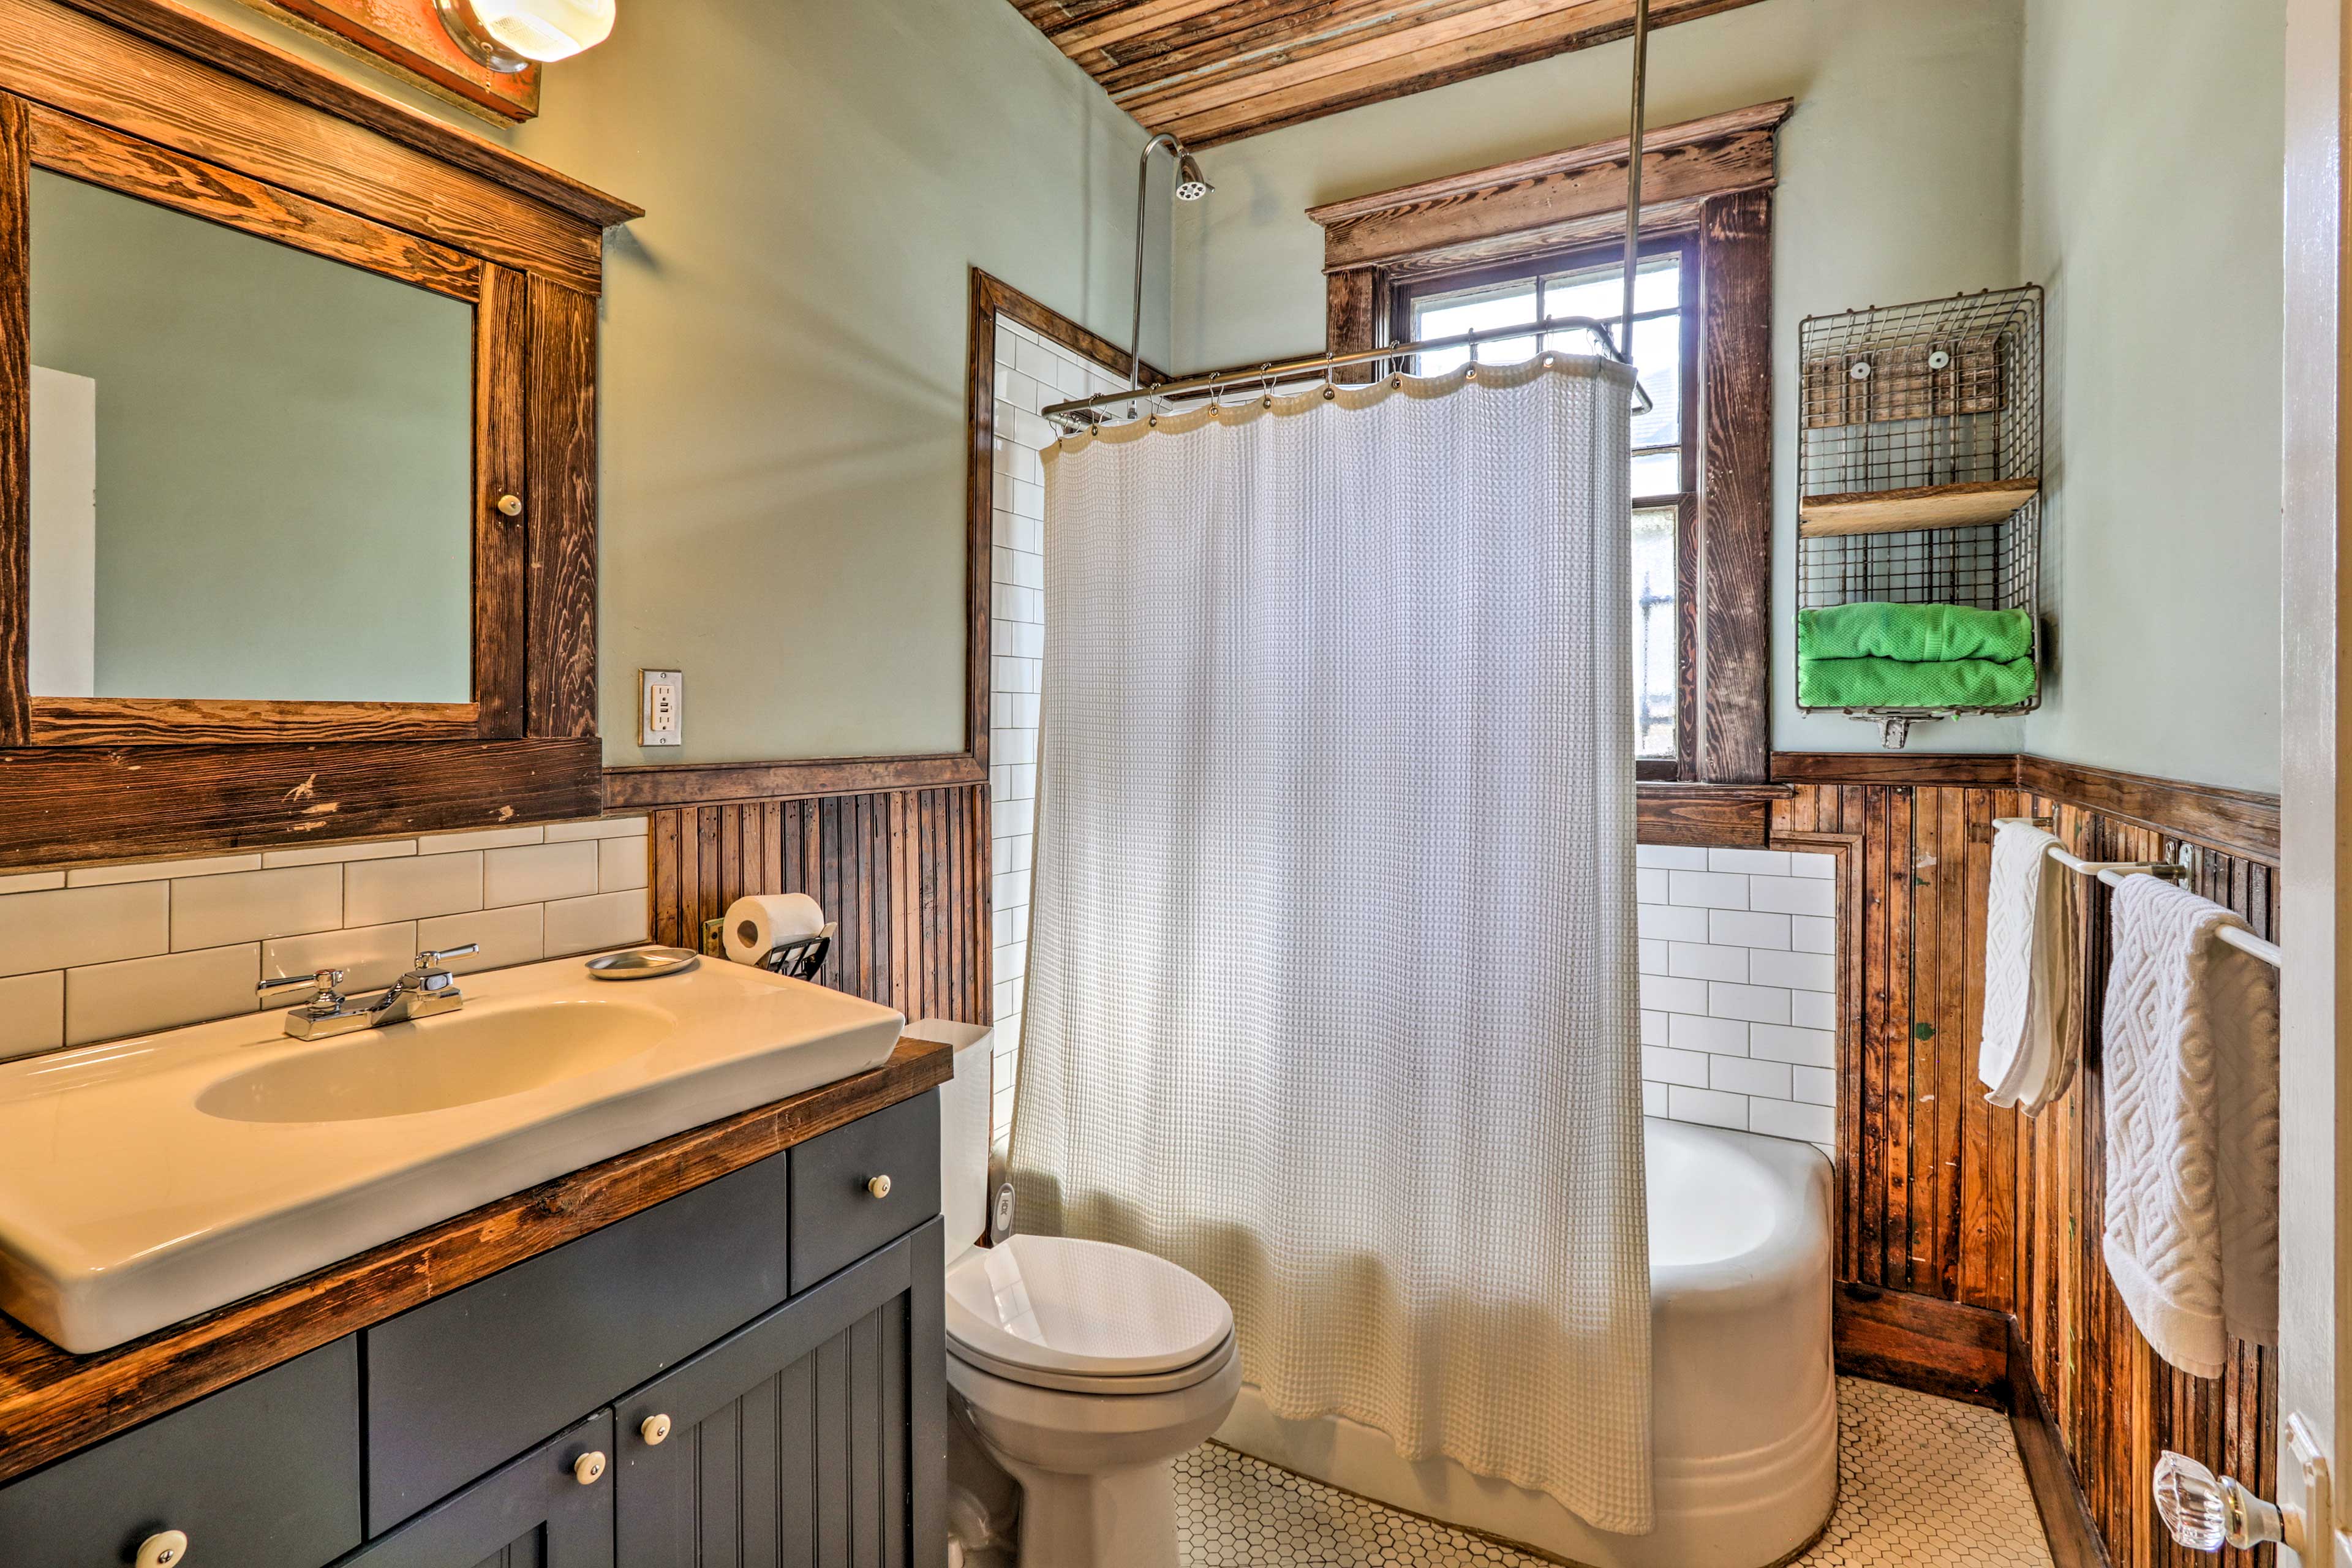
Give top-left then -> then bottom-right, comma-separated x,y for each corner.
257,944 -> 480,1039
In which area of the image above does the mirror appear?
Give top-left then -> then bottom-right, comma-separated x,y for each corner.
26,170 -> 474,706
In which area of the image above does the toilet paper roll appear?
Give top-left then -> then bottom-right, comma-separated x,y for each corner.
722,893 -> 826,966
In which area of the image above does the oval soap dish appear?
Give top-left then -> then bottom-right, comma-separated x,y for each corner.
585,948 -> 700,981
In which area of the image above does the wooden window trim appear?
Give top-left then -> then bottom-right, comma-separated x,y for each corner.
1390,232 -> 1700,779
0,2 -> 631,866
1313,99 -> 1789,785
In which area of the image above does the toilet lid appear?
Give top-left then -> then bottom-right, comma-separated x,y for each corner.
944,1234 -> 1234,1380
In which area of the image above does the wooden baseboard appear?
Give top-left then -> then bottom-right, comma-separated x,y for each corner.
2008,1317 -> 2111,1568
1832,1284 -> 2010,1408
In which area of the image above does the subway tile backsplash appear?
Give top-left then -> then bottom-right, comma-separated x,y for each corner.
1638,844 -> 1839,1155
0,819 -> 650,1061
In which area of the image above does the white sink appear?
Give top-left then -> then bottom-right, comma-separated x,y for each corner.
0,955 -> 906,1352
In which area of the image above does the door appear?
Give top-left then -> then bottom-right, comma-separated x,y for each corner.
2281,0 -> 2347,1560
612,1220 -> 947,1567
335,1414 -> 614,1568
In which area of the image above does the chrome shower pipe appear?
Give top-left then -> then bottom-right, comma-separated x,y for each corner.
1127,133 -> 1209,400
1623,0 -> 1652,374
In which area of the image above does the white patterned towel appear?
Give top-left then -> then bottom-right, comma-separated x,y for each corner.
1980,821 -> 2077,1112
2100,875 -> 2280,1378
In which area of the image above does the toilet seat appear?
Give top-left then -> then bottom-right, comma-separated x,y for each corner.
946,1234 -> 1235,1395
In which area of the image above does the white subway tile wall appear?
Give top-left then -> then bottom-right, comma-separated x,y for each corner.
1638,845 -> 1838,1155
988,315 -> 1129,1145
0,819 -> 651,1060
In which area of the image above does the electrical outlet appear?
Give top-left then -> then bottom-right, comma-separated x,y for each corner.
639,668 -> 683,747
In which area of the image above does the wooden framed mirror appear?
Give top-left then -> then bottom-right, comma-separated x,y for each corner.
0,0 -> 639,869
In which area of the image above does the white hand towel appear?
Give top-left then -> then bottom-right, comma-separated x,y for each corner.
2100,875 -> 2280,1378
1980,822 -> 2078,1112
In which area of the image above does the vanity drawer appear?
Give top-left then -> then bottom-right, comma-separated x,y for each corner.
0,1338 -> 361,1568
789,1090 -> 940,1292
363,1150 -> 791,1535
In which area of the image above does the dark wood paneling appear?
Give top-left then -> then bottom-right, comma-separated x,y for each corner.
243,0 -> 541,125
1833,1283 -> 2010,1408
475,263 -> 530,739
1310,103 -> 1789,272
2017,754 -> 2280,865
1774,773 -> 2278,1568
29,102 -> 482,298
1324,265 -> 1379,382
2011,1317 -> 2113,1568
607,753 -> 987,811
0,1038 -> 951,1486
643,785 -> 993,1030
26,696 -> 483,746
1773,750 -> 2021,788
1634,782 -> 1787,845
0,736 -> 601,870
49,0 -> 636,225
961,270 -> 1163,777
526,277 -> 599,739
1695,188 -> 1772,783
0,0 -> 608,291
1013,0 -> 1776,148
0,93 -> 26,748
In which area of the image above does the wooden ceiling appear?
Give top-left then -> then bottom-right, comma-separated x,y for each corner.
1009,0 -> 1773,147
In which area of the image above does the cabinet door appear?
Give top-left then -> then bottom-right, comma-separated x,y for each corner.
336,1412 -> 613,1568
615,1219 -> 945,1568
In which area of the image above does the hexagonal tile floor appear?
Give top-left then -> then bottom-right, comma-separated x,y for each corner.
1174,1378 -> 2054,1567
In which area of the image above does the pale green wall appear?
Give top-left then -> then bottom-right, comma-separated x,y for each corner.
31,170 -> 472,703
2018,0 -> 2285,793
163,0 -> 1160,764
1172,0 -> 2032,758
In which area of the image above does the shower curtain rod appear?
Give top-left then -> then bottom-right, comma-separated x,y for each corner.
1041,317 -> 1656,427
1056,0 -> 1656,434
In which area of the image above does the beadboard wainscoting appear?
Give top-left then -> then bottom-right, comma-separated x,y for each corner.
1638,843 -> 1839,1150
638,783 -> 993,1041
0,818 -> 650,1060
1772,764 -> 2280,1568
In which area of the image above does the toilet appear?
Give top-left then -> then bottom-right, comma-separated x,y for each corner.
921,1020 -> 1242,1568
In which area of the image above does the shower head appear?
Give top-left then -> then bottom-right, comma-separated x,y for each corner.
1174,151 -> 1213,202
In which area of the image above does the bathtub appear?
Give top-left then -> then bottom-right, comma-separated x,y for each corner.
1216,1117 -> 1837,1568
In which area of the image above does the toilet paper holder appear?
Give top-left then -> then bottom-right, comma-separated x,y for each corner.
699,918 -> 837,981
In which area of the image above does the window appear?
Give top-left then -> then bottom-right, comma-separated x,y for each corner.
1395,237 -> 1698,774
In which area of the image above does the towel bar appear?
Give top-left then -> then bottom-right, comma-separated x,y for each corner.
1989,819 -> 2282,968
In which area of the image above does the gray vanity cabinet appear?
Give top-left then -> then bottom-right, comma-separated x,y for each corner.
613,1221 -> 947,1567
0,1091 -> 945,1568
334,1414 -> 616,1568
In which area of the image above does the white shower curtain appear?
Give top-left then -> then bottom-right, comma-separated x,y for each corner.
1009,355 -> 1651,1533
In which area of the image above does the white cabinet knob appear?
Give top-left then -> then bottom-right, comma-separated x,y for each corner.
641,1413 -> 673,1446
136,1531 -> 189,1568
867,1174 -> 892,1199
573,1450 -> 607,1486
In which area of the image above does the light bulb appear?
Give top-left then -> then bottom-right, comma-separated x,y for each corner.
473,0 -> 612,61
438,0 -> 614,70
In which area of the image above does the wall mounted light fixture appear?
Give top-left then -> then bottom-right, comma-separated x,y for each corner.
435,0 -> 614,72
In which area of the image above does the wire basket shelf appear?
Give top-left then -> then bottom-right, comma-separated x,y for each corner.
1795,286 -> 2044,743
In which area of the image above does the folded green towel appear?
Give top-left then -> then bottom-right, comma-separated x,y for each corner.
1798,602 -> 2034,664
1798,655 -> 2038,710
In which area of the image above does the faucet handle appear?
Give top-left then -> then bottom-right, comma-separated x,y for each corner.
259,968 -> 345,998
415,944 -> 478,970
259,969 -> 347,1017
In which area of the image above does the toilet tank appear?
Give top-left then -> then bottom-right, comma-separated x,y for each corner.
905,1020 -> 995,1262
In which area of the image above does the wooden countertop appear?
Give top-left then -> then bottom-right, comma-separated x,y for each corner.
0,1035 -> 953,1485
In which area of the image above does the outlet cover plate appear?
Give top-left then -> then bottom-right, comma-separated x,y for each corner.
639,669 -> 683,747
